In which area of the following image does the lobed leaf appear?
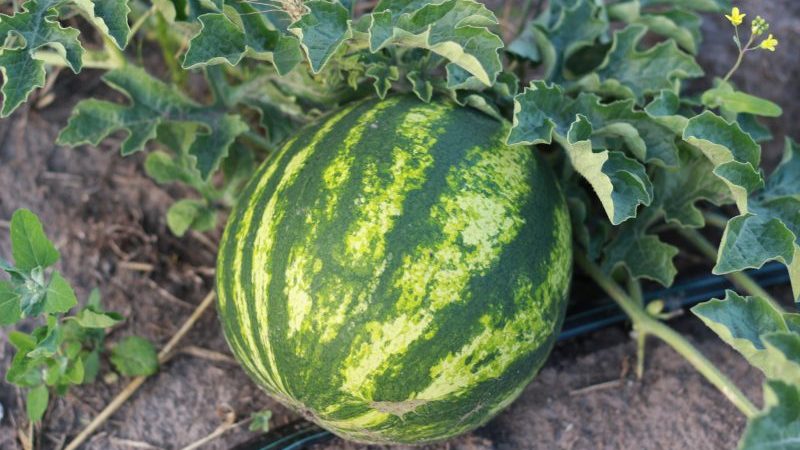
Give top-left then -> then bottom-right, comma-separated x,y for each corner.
578,24 -> 703,104
368,0 -> 503,88
290,0 -> 351,73
692,291 -> 793,376
185,1 -> 303,75
509,0 -> 606,80
653,143 -> 732,228
601,230 -> 678,286
72,0 -> 132,49
739,380 -> 800,450
57,66 -> 249,180
711,139 -> 800,301
0,0 -> 83,116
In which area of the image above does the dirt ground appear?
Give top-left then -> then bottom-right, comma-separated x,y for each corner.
0,2 -> 797,449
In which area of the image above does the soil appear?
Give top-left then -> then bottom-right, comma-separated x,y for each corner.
0,2 -> 797,449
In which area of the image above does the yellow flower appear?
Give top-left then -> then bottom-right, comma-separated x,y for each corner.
760,34 -> 778,51
726,7 -> 746,26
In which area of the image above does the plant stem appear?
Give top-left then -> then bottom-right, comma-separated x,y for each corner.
242,130 -> 277,153
702,211 -> 730,229
677,227 -> 783,310
63,291 -> 217,450
627,277 -> 647,379
723,30 -> 755,82
575,253 -> 758,418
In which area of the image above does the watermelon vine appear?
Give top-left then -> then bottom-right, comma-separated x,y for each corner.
0,0 -> 798,448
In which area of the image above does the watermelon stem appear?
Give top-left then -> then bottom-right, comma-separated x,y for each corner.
575,252 -> 759,418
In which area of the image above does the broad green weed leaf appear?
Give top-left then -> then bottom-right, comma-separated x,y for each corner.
692,291 -> 789,373
703,88 -> 782,118
0,0 -> 83,116
166,199 -> 216,237
290,0 -> 350,73
579,25 -> 703,104
510,0 -> 606,80
0,281 -> 21,326
71,308 -> 123,328
26,385 -> 48,422
368,0 -> 503,88
72,0 -> 131,49
10,209 -> 59,272
57,66 -> 248,179
739,380 -> 800,450
249,410 -> 273,433
639,0 -> 729,12
110,336 -> 158,376
44,271 -> 77,314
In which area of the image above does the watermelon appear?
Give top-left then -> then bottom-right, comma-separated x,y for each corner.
216,96 -> 572,444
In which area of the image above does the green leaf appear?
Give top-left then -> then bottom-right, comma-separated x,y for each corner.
702,84 -> 783,118
508,82 -> 659,224
28,316 -> 62,358
111,336 -> 158,377
10,208 -> 59,272
249,409 -> 273,432
510,0 -> 607,80
0,0 -> 83,116
602,231 -> 679,286
57,66 -> 249,179
166,199 -> 217,237
761,333 -> 800,385
653,143 -> 732,228
559,115 -> 653,225
81,350 -> 100,383
510,81 -> 681,166
368,0 -> 503,88
26,385 -> 48,422
763,138 -> 800,201
290,0 -> 351,73
609,4 -> 701,54
578,24 -> 703,104
639,0 -> 729,12
365,63 -> 399,99
0,281 -> 21,326
184,2 -> 303,75
739,380 -> 800,450
692,291 -> 789,374
683,111 -> 762,212
44,271 -> 77,314
71,307 -> 123,328
71,0 -> 132,49
714,212 -> 799,301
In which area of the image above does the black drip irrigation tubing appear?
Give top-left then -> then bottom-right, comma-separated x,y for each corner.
231,262 -> 791,450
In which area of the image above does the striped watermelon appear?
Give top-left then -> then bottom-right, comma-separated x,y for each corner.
216,96 -> 572,444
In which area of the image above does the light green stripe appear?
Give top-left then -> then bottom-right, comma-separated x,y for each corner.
340,139 -> 533,401
247,106 -> 357,395
285,98 -> 402,341
229,136 -> 299,392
